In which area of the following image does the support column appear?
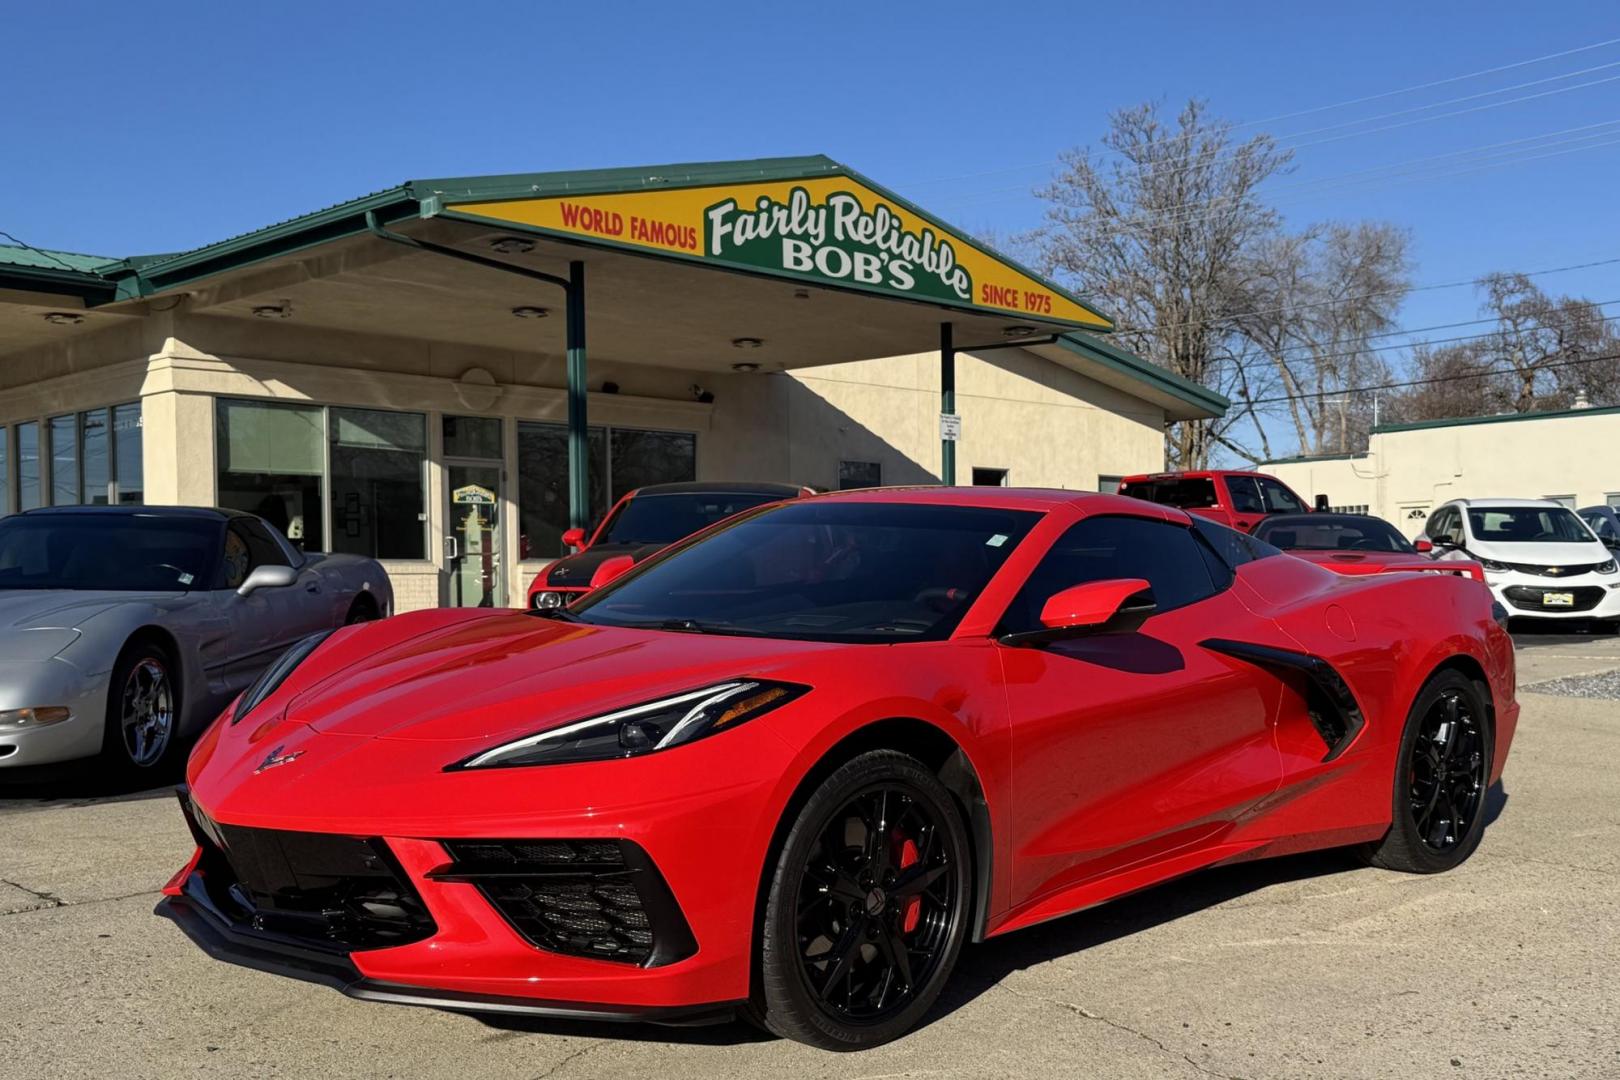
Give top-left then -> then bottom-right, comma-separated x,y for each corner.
940,321 -> 956,486
566,260 -> 589,531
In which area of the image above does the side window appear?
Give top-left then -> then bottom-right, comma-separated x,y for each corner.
1191,516 -> 1281,569
223,518 -> 291,588
1257,478 -> 1305,514
1226,476 -> 1265,514
1001,516 -> 1222,634
1425,507 -> 1456,542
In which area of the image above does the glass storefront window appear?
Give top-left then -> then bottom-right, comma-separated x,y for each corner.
17,422 -> 41,511
113,403 -> 143,504
516,421 -> 695,559
49,415 -> 78,506
82,409 -> 110,505
216,400 -> 325,552
443,415 -> 503,460
0,429 -> 9,515
329,408 -> 426,560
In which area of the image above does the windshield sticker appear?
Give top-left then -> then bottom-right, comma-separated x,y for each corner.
178,572 -> 194,585
986,534 -> 1008,547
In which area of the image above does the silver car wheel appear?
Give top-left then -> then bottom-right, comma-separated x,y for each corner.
120,658 -> 174,768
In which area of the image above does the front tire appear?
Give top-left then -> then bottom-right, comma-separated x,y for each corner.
99,639 -> 181,780
1365,670 -> 1492,873
754,750 -> 972,1050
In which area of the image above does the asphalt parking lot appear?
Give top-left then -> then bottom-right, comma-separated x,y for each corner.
3,639 -> 1617,1080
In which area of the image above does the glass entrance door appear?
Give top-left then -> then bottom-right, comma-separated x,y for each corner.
447,462 -> 504,607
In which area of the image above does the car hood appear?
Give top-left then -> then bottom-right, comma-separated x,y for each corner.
542,543 -> 665,589
0,589 -> 184,631
1466,539 -> 1611,565
280,611 -> 839,747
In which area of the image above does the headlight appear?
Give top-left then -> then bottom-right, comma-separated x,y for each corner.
1477,558 -> 1512,572
232,631 -> 333,724
0,706 -> 71,730
532,591 -> 566,610
1598,559 -> 1618,575
454,680 -> 808,769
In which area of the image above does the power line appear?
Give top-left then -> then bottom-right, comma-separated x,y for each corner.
1242,348 -> 1620,405
900,34 -> 1620,188
1108,255 -> 1620,340
0,229 -> 83,274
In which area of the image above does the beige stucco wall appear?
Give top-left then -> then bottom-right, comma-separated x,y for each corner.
1,314 -> 1171,611
1261,408 -> 1620,533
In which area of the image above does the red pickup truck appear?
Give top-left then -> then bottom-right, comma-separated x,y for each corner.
1118,470 -> 1318,533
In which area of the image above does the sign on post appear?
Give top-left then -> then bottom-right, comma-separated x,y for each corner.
939,413 -> 961,442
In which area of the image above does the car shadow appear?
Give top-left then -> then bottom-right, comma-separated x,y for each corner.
0,758 -> 183,806
468,781 -> 1510,1047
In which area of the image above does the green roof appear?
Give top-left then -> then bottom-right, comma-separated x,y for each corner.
1056,331 -> 1230,418
1260,451 -> 1369,466
0,244 -> 122,274
1372,403 -> 1620,434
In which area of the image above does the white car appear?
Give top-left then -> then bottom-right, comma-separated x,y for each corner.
1422,498 -> 1620,625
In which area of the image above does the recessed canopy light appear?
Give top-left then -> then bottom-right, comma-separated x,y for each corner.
793,288 -> 810,300
511,306 -> 550,319
1002,325 -> 1038,338
731,337 -> 763,349
252,303 -> 291,319
42,312 -> 84,326
490,237 -> 536,254
731,362 -> 760,373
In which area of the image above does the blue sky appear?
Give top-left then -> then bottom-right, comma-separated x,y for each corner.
9,1 -> 1620,451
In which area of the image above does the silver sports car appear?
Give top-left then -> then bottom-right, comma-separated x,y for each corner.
0,506 -> 392,776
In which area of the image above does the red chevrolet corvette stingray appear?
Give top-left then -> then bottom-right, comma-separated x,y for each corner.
159,489 -> 1517,1050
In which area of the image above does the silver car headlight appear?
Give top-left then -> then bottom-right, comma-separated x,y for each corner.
1597,558 -> 1617,575
532,591 -> 567,610
1477,558 -> 1512,573
453,680 -> 808,770
232,631 -> 333,724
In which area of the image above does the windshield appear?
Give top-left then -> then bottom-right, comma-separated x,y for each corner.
1122,477 -> 1217,509
1255,515 -> 1413,553
1467,506 -> 1595,544
600,491 -> 789,546
570,501 -> 1040,642
0,515 -> 219,591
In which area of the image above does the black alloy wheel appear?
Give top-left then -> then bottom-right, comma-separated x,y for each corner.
755,750 -> 971,1050
1365,669 -> 1493,873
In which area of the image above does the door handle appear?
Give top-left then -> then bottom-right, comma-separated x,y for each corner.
306,582 -> 321,594
444,536 -> 460,560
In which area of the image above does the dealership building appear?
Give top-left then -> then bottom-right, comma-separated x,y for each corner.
1261,403 -> 1620,532
0,156 -> 1225,611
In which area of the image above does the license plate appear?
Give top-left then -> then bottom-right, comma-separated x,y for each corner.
1543,592 -> 1576,607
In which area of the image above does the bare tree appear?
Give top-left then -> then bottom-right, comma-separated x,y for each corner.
1386,276 -> 1620,423
1029,99 -> 1291,467
1235,222 -> 1411,453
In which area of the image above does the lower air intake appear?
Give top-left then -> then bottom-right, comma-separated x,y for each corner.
432,838 -> 696,967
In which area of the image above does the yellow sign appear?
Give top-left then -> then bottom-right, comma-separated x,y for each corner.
452,484 -> 496,505
446,175 -> 1110,330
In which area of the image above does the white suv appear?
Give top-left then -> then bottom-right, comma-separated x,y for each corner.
1424,498 -> 1620,624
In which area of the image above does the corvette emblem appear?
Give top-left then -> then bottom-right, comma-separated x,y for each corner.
254,745 -> 304,774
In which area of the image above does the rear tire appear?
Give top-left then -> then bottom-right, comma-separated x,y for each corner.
344,594 -> 380,624
98,638 -> 182,781
754,750 -> 971,1050
1364,670 -> 1492,873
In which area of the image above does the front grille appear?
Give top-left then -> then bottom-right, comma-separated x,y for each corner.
433,839 -> 696,967
1501,560 -> 1609,577
1502,585 -> 1606,612
179,794 -> 435,952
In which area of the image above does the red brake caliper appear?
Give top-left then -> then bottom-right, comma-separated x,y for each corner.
896,833 -> 921,934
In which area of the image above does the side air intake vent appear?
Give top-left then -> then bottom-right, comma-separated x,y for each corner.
1200,638 -> 1366,761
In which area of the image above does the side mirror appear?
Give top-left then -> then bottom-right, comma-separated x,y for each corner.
561,527 -> 587,552
589,555 -> 636,589
237,564 -> 297,597
1413,538 -> 1434,553
1314,493 -> 1330,512
1432,534 -> 1460,549
1002,578 -> 1156,646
